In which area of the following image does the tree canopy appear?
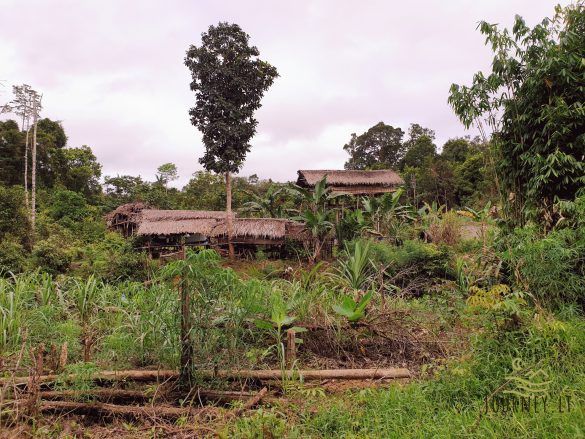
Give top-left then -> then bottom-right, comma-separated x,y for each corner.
185,22 -> 279,174
343,122 -> 405,170
449,3 -> 585,224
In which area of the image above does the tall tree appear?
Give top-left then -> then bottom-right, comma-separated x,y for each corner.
343,122 -> 405,170
156,162 -> 179,190
449,3 -> 585,226
401,124 -> 437,169
30,91 -> 42,238
8,84 -> 36,205
52,145 -> 102,197
185,22 -> 278,257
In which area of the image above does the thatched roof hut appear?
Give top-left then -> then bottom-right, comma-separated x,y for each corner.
106,204 -> 309,255
105,202 -> 150,237
106,203 -> 233,238
297,169 -> 404,195
210,218 -> 308,244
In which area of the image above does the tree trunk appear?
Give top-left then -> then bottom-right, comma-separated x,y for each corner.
31,111 -> 38,240
225,172 -> 235,259
24,126 -> 30,208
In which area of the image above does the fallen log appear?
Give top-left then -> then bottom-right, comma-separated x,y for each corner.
0,369 -> 176,386
40,389 -> 147,401
1,367 -> 411,387
212,368 -> 411,381
39,400 -> 196,419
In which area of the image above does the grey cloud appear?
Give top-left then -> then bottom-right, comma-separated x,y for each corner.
0,0 -> 570,185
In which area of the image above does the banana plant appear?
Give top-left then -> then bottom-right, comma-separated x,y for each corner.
291,176 -> 338,262
241,184 -> 289,218
254,294 -> 306,389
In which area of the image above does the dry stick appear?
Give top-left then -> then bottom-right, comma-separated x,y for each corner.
226,387 -> 268,420
26,344 -> 44,418
197,389 -> 279,405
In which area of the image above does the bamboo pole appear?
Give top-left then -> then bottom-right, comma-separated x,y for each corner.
1,368 -> 411,386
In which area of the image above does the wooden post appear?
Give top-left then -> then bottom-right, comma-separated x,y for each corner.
179,240 -> 193,386
286,329 -> 296,368
226,172 -> 235,259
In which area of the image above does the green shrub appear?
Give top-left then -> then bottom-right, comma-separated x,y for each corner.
499,226 -> 585,308
49,189 -> 90,223
0,235 -> 28,274
363,239 -> 453,294
71,232 -> 150,282
0,185 -> 30,243
32,236 -> 73,275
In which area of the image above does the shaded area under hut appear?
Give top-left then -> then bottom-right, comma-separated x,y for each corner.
296,169 -> 404,195
210,218 -> 309,258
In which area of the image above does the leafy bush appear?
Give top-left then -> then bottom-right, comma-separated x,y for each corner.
0,185 -> 30,245
32,236 -> 73,275
331,240 -> 375,291
365,239 -> 453,295
0,235 -> 28,274
499,226 -> 585,308
49,189 -> 90,223
71,232 -> 150,282
427,211 -> 462,245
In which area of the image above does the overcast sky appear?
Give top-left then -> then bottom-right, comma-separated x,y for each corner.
0,0 -> 566,186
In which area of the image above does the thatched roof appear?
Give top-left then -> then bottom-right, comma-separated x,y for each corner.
105,202 -> 149,226
106,203 -> 236,237
106,204 -> 307,242
136,218 -> 220,236
210,218 -> 306,240
297,169 -> 404,187
139,210 -> 228,221
136,210 -> 233,236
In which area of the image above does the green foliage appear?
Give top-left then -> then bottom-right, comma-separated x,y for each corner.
331,241 -> 375,291
343,121 -> 405,170
72,232 -> 149,282
292,176 -> 336,261
51,146 -> 102,197
499,225 -> 585,308
400,123 -> 436,170
332,290 -> 373,322
103,174 -> 148,204
48,189 -> 89,223
449,4 -> 585,225
241,184 -> 290,218
32,236 -> 72,275
0,185 -> 30,243
0,235 -> 27,274
55,362 -> 99,397
155,162 -> 178,188
367,239 -> 453,295
0,120 -> 25,186
185,22 -> 278,174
